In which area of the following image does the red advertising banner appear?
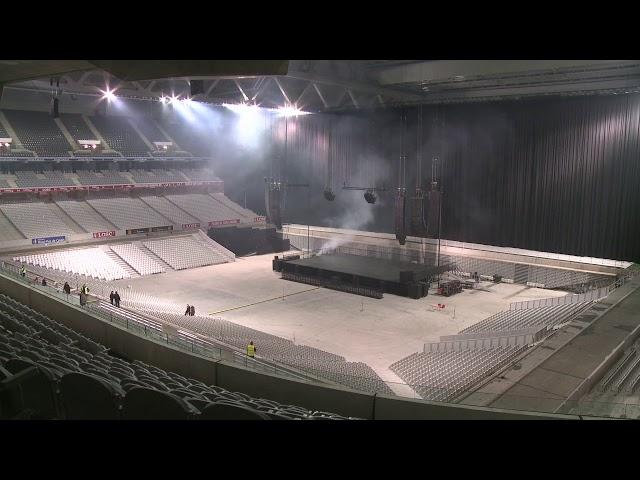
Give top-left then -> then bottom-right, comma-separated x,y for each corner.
254,216 -> 266,223
0,180 -> 224,195
182,223 -> 201,229
93,231 -> 117,238
208,219 -> 241,227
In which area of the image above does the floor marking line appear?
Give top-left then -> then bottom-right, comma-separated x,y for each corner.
208,286 -> 321,315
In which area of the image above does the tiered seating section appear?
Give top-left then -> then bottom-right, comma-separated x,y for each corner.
0,191 -> 258,242
55,200 -> 115,232
76,170 -> 130,186
59,114 -> 95,143
0,294 -> 354,419
86,195 -> 171,229
110,244 -> 165,276
88,116 -> 150,157
597,340 -> 640,395
459,302 -> 588,335
143,236 -> 227,270
211,193 -> 256,221
2,110 -> 72,156
130,169 -> 185,183
14,170 -> 75,187
124,305 -> 393,395
389,299 -> 591,401
0,211 -> 25,241
15,248 -> 130,281
131,117 -> 168,143
165,193 -> 241,223
390,347 -> 526,402
139,195 -> 199,225
0,202 -> 80,238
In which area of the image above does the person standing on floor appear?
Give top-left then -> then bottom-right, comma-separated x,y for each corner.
20,264 -> 26,278
114,291 -> 121,308
185,304 -> 190,316
41,278 -> 47,286
190,305 -> 195,316
246,341 -> 256,358
63,282 -> 71,295
110,291 -> 115,305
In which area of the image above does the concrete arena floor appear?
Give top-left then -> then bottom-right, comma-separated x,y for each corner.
111,253 -> 567,391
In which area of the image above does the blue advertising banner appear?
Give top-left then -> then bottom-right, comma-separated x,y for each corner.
31,236 -> 66,245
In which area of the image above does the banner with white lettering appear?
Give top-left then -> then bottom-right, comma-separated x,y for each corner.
32,235 -> 66,245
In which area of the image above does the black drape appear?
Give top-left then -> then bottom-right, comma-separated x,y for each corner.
175,94 -> 640,262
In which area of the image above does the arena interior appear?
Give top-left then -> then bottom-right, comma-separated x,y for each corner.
1,59 -> 639,420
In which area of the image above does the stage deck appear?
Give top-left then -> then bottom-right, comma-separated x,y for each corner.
285,254 -> 439,283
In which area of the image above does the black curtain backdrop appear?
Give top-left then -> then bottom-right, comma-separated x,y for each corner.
181,94 -> 640,262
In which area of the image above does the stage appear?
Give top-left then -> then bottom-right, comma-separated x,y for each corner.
277,253 -> 447,298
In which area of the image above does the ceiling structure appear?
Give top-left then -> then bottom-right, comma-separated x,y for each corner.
2,60 -> 640,112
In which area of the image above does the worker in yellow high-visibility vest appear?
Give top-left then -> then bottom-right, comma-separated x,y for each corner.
247,341 -> 256,358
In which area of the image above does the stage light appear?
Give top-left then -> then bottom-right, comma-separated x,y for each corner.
223,102 -> 258,114
364,190 -> 377,204
101,88 -> 116,102
182,97 -> 192,104
92,144 -> 97,149
323,188 -> 336,201
277,104 -> 310,117
169,95 -> 179,105
159,96 -> 167,104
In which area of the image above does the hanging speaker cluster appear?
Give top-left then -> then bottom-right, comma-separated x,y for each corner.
395,188 -> 407,245
323,188 -> 336,201
264,178 -> 283,229
364,190 -> 377,204
410,188 -> 427,237
426,184 -> 441,238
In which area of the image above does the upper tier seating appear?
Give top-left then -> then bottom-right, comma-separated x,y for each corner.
89,116 -> 149,157
182,169 -> 221,182
0,293 -> 355,419
15,247 -> 130,281
129,169 -> 185,184
164,193 -> 241,224
3,110 -> 72,156
142,236 -> 228,270
459,302 -> 588,335
110,243 -> 165,276
0,122 -> 9,138
139,195 -> 199,225
390,346 -> 527,402
0,179 -> 9,188
55,200 -> 114,232
0,150 -> 35,157
76,170 -> 130,186
0,202 -> 81,238
59,114 -> 95,143
86,196 -> 171,230
160,121 -> 208,156
14,170 -> 75,188
132,117 -> 168,143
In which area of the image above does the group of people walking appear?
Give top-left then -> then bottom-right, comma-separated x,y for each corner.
110,291 -> 121,307
184,304 -> 195,316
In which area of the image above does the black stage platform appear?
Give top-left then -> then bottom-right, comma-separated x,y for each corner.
275,254 -> 447,298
